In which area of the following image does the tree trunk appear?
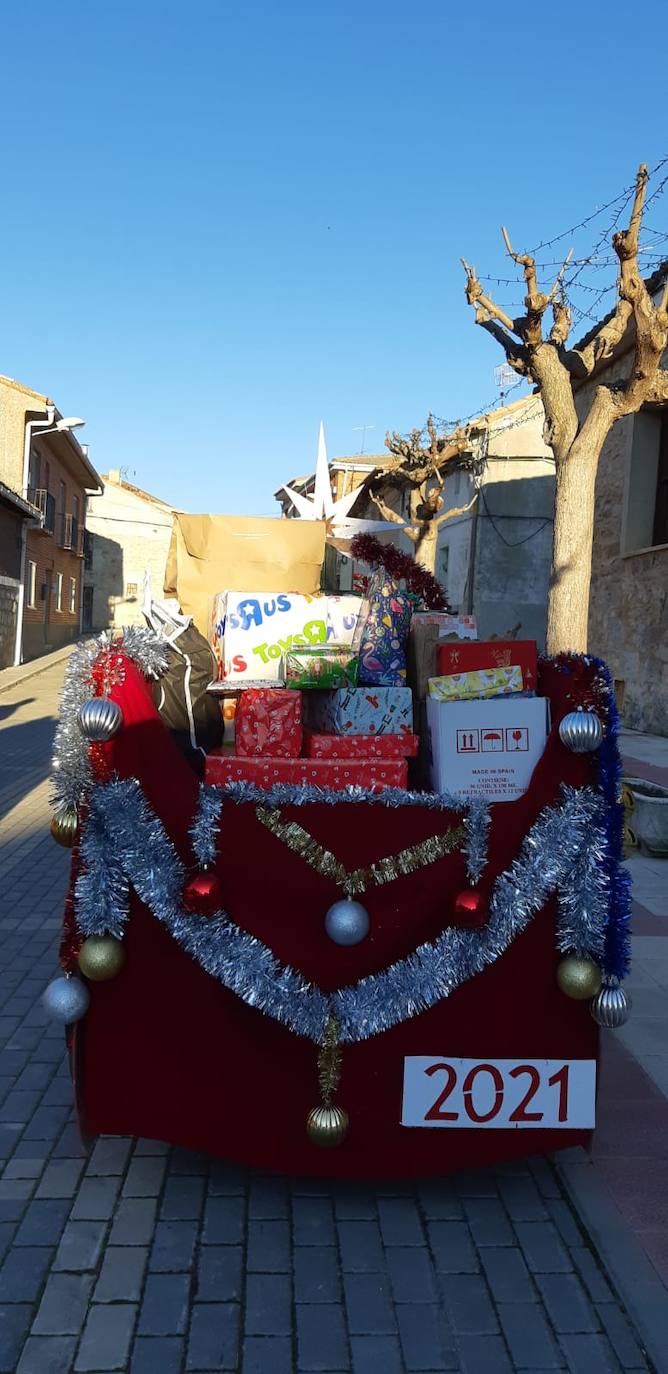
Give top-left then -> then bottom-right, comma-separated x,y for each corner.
414,522 -> 439,575
545,451 -> 599,655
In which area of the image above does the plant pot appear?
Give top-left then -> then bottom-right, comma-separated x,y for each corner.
624,778 -> 668,857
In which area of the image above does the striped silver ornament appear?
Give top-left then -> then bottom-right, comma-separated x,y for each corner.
591,982 -> 631,1028
77,697 -> 123,741
558,709 -> 603,754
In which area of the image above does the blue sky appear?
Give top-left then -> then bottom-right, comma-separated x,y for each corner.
1,1 -> 666,514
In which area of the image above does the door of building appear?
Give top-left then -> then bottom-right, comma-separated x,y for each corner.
82,585 -> 94,633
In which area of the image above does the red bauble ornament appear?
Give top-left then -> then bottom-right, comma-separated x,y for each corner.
452,888 -> 488,927
182,870 -> 222,917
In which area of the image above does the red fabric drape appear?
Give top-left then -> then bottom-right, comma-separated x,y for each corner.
67,657 -> 600,1176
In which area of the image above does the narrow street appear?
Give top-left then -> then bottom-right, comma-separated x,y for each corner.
0,662 -> 663,1373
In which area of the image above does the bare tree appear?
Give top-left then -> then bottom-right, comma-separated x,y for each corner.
368,414 -> 481,575
462,163 -> 668,653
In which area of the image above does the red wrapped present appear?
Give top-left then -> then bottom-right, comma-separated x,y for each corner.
303,730 -> 419,760
235,688 -> 302,758
205,755 -> 408,792
436,639 -> 538,691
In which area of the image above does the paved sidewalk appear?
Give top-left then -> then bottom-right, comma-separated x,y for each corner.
0,666 -> 663,1373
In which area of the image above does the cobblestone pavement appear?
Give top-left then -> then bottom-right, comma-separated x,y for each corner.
0,665 -> 655,1372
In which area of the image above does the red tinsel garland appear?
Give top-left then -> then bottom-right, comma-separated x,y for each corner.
350,534 -> 447,610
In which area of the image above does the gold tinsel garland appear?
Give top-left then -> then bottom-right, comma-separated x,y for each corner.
318,1012 -> 342,1105
256,807 -> 465,898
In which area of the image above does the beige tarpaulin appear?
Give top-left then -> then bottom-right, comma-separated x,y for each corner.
164,514 -> 326,636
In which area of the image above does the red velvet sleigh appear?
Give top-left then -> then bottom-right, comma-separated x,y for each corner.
58,648 -> 628,1178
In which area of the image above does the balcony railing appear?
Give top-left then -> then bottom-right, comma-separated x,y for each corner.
59,513 -> 79,551
27,488 -> 56,535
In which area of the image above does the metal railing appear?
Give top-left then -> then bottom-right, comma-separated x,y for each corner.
59,513 -> 79,551
27,488 -> 56,534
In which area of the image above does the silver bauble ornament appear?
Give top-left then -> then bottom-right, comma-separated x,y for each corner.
50,805 -> 78,848
558,709 -> 603,754
324,899 -> 370,946
77,697 -> 123,742
306,1103 -> 349,1147
42,975 -> 90,1023
591,982 -> 631,1028
78,935 -> 126,982
556,955 -> 602,1000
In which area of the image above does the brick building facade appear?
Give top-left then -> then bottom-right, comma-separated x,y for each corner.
0,375 -> 101,664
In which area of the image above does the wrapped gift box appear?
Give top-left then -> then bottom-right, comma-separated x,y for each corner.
436,639 -> 537,690
235,688 -> 302,758
303,730 -> 419,760
285,645 -> 359,689
205,754 -> 408,792
305,686 -> 414,736
428,665 -> 524,702
211,592 -> 361,683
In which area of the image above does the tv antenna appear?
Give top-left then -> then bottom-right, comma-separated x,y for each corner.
352,424 -> 375,455
494,364 -> 515,404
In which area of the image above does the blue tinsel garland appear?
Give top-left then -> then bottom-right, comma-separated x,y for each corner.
545,651 -> 632,980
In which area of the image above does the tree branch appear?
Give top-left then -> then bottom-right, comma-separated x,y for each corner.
461,259 -> 518,333
369,489 -> 406,527
434,491 -> 479,528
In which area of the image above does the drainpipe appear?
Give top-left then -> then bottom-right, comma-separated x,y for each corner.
14,406 -> 56,667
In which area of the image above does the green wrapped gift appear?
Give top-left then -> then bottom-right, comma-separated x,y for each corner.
284,644 -> 359,689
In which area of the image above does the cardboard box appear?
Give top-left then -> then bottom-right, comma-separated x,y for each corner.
164,514 -> 325,636
412,612 -> 477,639
436,639 -> 538,691
426,695 -> 549,802
303,730 -> 419,760
205,754 -> 408,792
304,685 -> 414,736
211,592 -> 361,684
408,617 -> 477,708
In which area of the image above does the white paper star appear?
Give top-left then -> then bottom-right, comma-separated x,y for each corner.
281,422 -> 408,537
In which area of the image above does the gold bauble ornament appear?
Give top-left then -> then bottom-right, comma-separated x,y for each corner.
50,806 -> 78,848
306,1103 -> 349,1148
556,956 -> 602,1001
78,935 -> 126,982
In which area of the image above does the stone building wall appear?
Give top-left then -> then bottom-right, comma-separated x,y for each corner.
583,360 -> 668,734
84,476 -> 174,631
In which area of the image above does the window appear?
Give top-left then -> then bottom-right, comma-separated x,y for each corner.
69,577 -> 77,614
55,572 -> 63,612
58,480 -> 66,515
126,582 -> 138,598
623,411 -> 668,552
83,532 -> 93,570
653,420 -> 668,546
29,451 -> 40,492
44,460 -> 50,492
26,561 -> 37,609
72,495 -> 80,524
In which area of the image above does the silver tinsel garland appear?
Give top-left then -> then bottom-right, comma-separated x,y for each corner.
76,778 -> 608,1045
51,628 -> 169,812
